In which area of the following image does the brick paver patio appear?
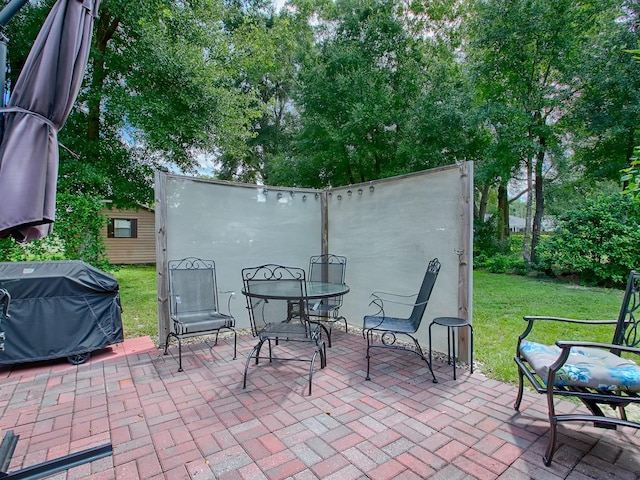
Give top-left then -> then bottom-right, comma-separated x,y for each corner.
1,330 -> 638,479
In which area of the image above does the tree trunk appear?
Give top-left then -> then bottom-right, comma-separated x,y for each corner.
476,182 -> 491,222
531,136 -> 546,265
523,153 -> 533,264
497,182 -> 510,248
88,10 -> 120,141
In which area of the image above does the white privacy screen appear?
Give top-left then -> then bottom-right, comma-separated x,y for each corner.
327,167 -> 471,351
159,176 -> 322,333
156,164 -> 472,356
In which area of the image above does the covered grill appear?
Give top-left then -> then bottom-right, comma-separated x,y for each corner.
0,260 -> 123,365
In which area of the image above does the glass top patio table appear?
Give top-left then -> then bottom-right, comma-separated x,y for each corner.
241,281 -> 349,301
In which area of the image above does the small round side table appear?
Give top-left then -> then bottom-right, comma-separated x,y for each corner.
429,317 -> 473,380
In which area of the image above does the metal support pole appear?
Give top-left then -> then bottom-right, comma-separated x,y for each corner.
0,0 -> 29,27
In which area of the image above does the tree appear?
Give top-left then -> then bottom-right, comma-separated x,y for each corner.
217,8 -> 313,185
467,0 -> 605,265
287,0 -> 475,188
568,3 -> 640,184
2,0 -> 265,207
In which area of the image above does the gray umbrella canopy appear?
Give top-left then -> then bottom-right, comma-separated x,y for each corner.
0,0 -> 100,243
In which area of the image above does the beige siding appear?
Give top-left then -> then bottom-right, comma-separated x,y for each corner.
101,208 -> 156,264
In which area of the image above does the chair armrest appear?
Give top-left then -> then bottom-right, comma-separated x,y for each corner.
523,315 -> 617,325
368,291 -> 425,318
555,340 -> 640,355
517,316 -> 618,354
219,290 -> 235,317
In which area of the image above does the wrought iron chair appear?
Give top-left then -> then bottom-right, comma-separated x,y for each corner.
514,270 -> 640,466
164,257 -> 236,372
307,254 -> 347,347
362,258 -> 441,382
242,264 -> 326,395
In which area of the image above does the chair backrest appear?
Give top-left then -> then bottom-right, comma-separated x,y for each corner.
242,264 -> 307,336
168,258 -> 219,318
408,258 -> 441,328
612,270 -> 640,351
308,254 -> 347,308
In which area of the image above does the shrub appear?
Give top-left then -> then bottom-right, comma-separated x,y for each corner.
475,252 -> 528,274
474,216 -> 508,257
0,192 -> 109,269
536,192 -> 640,286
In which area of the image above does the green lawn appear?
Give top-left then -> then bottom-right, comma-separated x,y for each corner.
472,270 -> 623,384
111,265 -> 158,339
112,266 -> 626,386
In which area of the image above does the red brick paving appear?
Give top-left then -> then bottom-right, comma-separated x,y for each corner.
0,332 -> 639,479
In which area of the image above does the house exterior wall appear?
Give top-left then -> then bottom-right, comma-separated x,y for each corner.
101,207 -> 156,264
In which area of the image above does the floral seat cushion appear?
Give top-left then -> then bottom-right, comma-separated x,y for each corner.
520,340 -> 640,392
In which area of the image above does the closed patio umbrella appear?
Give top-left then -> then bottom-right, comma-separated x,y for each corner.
0,0 -> 100,242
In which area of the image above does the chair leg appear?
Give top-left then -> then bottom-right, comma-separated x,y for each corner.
177,337 -> 183,372
544,387 -> 559,466
232,330 -> 237,360
317,322 -> 331,348
428,322 -> 435,382
340,316 -> 348,333
163,332 -> 184,372
365,330 -> 373,381
544,420 -> 558,467
318,339 -> 327,369
514,366 -> 525,411
410,336 -> 437,384
243,342 -> 261,389
307,344 -> 323,396
163,332 -> 174,356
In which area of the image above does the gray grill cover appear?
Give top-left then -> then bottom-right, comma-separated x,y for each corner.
0,260 -> 123,365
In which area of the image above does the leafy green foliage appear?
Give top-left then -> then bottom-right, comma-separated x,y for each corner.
0,193 -> 108,269
287,0 -> 476,187
536,193 -> 640,286
621,146 -> 640,200
474,222 -> 528,274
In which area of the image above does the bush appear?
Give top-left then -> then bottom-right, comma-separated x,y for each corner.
475,251 -> 528,274
0,192 -> 109,269
536,192 -> 640,286
474,216 -> 508,256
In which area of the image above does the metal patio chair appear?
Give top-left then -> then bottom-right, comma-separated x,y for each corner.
164,257 -> 236,372
514,270 -> 640,466
307,254 -> 347,347
242,264 -> 326,395
362,258 -> 441,382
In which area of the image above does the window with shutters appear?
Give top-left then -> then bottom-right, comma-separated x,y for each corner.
107,218 -> 138,238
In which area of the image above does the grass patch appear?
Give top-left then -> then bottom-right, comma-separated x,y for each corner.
111,265 -> 158,339
111,265 -> 627,386
473,270 -> 623,384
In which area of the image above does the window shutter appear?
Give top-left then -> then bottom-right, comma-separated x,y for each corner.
131,219 -> 138,238
107,219 -> 114,238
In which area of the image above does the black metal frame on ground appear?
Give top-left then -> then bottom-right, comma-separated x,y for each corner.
164,257 -> 236,372
307,254 -> 347,347
241,264 -> 326,395
0,429 -> 111,480
362,258 -> 441,383
514,270 -> 640,466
